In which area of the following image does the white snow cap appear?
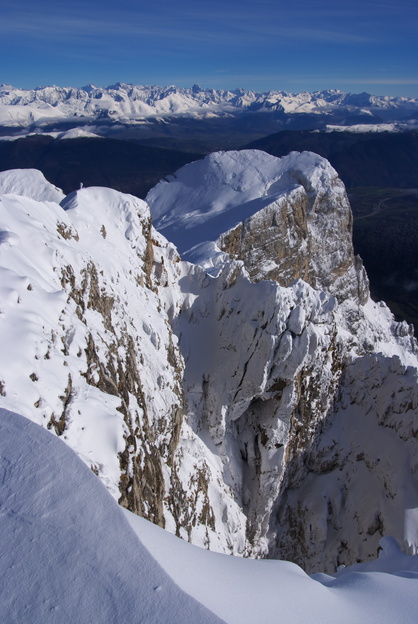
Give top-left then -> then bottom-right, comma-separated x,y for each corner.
0,168 -> 65,203
146,149 -> 342,254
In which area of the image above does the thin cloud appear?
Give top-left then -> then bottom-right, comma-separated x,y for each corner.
0,6 -> 382,48
274,27 -> 377,44
340,78 -> 418,85
178,71 -> 418,93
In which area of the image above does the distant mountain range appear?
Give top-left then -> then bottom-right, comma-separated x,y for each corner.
2,83 -> 418,126
1,83 -> 418,151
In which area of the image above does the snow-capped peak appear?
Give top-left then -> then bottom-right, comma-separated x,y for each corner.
0,83 -> 417,129
147,149 -> 343,254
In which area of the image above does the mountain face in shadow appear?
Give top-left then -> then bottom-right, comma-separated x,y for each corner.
2,129 -> 418,197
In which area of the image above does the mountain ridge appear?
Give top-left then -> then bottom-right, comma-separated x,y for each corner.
1,83 -> 418,133
0,153 -> 417,575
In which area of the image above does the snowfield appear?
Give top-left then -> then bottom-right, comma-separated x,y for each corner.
0,408 -> 222,624
146,149 -> 350,256
1,406 -> 418,624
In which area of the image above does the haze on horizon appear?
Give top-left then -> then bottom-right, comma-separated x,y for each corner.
0,0 -> 417,98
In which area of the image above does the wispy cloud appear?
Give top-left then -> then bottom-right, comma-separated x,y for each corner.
0,4 -> 383,48
172,71 -> 418,94
272,27 -> 377,44
338,78 -> 418,85
2,0 -> 417,96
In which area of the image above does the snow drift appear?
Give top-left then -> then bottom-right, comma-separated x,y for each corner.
2,406 -> 418,623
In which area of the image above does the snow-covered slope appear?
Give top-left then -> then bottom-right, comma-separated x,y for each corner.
0,83 -> 417,130
0,168 -> 248,552
127,511 -> 418,624
2,405 -> 418,624
0,156 -> 417,577
0,168 -> 65,202
0,174 -> 183,504
0,408 -> 223,624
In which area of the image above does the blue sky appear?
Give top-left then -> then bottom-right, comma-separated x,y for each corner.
1,0 -> 417,96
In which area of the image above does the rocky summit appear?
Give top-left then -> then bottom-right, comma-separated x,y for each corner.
0,150 -> 417,574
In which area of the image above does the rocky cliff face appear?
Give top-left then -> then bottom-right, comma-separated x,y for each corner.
217,158 -> 369,305
147,149 -> 368,305
148,150 -> 418,569
0,172 -> 248,553
271,351 -> 418,573
0,182 -> 185,526
0,154 -> 417,574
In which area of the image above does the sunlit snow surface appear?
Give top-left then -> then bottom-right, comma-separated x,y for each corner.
0,170 -> 186,500
0,408 -> 222,624
0,168 -> 65,202
1,407 -> 418,624
147,149 -> 344,256
1,164 -> 418,620
127,510 -> 418,624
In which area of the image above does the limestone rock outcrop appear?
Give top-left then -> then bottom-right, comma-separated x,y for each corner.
1,153 -> 417,573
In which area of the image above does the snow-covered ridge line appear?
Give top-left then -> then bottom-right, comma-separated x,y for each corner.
0,82 -> 418,128
0,156 -> 417,576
